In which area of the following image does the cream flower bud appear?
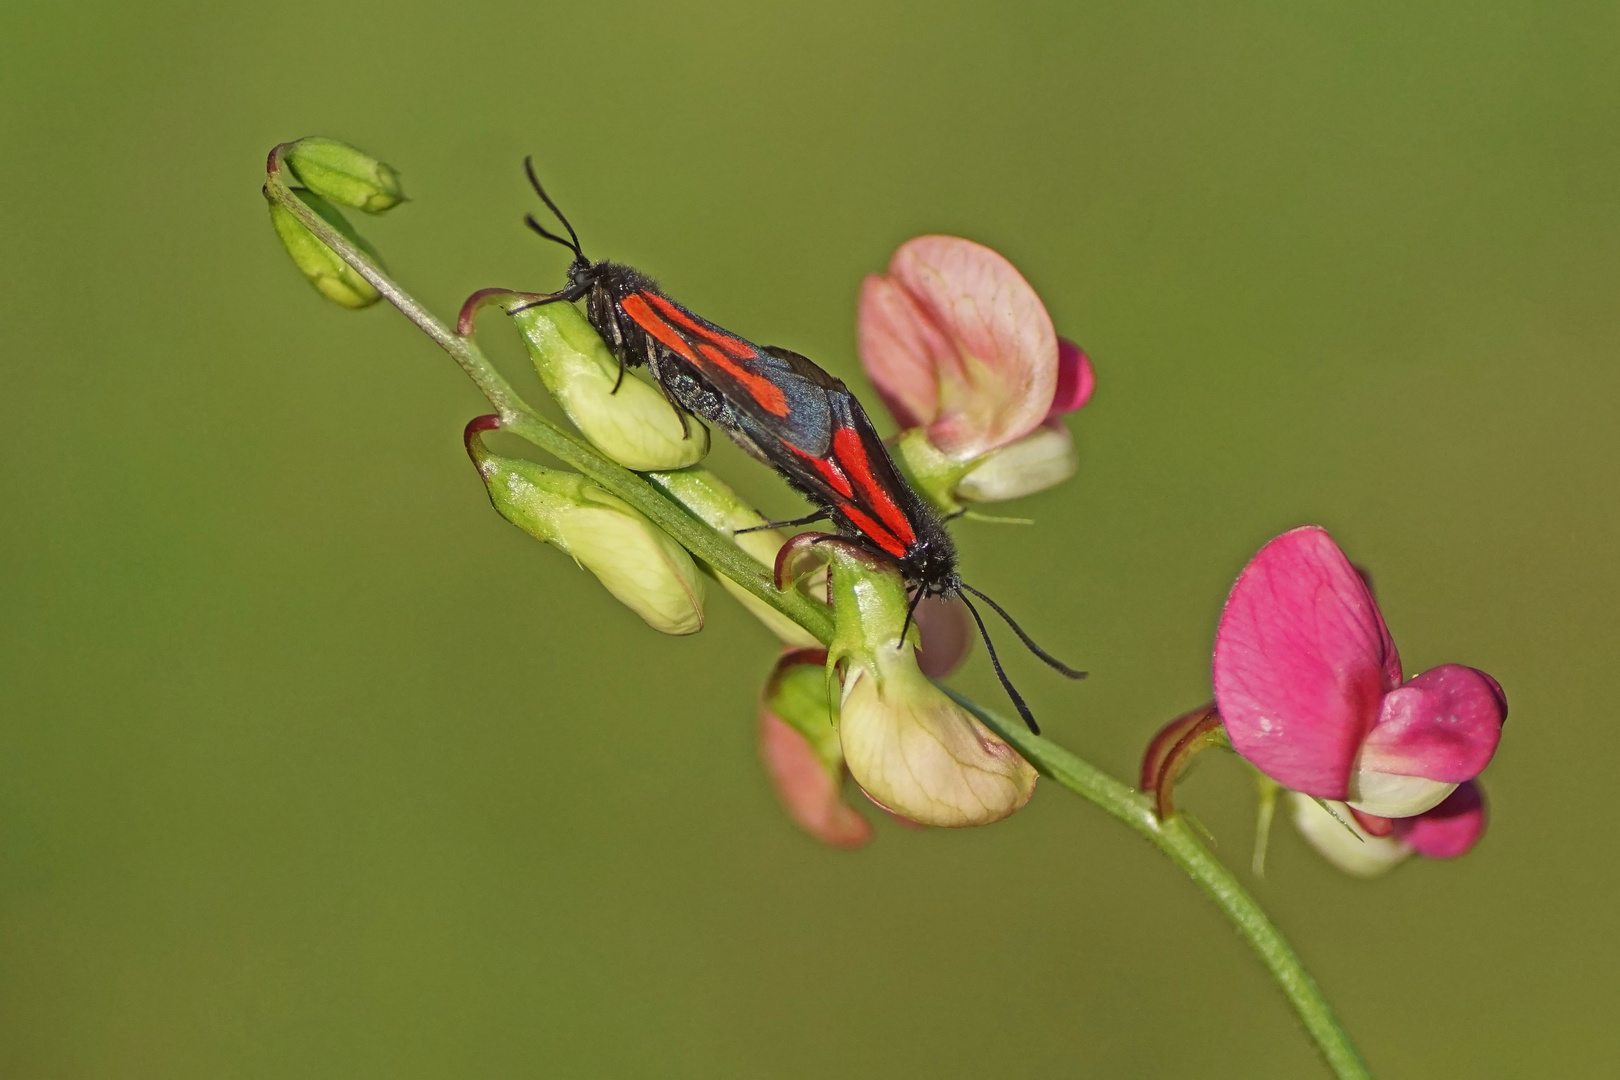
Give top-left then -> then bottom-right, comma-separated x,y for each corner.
647,468 -> 820,646
267,188 -> 381,309
821,543 -> 1036,827
283,137 -> 406,214
467,418 -> 704,635
511,302 -> 709,471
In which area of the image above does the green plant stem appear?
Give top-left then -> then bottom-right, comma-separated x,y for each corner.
947,689 -> 1372,1080
264,147 -> 1370,1079
264,148 -> 832,643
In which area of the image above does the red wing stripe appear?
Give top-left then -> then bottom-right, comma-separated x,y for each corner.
788,445 -> 854,498
620,293 -> 698,363
632,292 -> 790,416
646,293 -> 755,359
831,427 -> 917,546
839,504 -> 907,558
693,344 -> 791,417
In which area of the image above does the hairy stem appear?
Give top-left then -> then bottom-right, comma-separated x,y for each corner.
264,145 -> 1369,1078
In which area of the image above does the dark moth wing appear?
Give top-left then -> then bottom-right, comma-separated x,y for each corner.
735,347 -> 925,563
613,288 -> 836,458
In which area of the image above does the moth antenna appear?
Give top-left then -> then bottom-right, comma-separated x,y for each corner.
524,214 -> 582,256
957,593 -> 1040,734
523,157 -> 585,258
898,588 -> 925,649
959,582 -> 1087,680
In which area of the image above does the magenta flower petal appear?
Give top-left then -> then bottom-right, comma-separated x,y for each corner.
857,274 -> 951,430
882,236 -> 1058,460
1359,665 -> 1505,783
1214,526 -> 1403,798
1393,781 -> 1487,859
1047,338 -> 1095,417
758,711 -> 873,849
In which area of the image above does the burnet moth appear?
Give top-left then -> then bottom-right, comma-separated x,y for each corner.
512,160 -> 1083,731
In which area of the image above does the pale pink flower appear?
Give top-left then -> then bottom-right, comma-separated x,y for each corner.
858,235 -> 1093,463
1214,527 -> 1506,819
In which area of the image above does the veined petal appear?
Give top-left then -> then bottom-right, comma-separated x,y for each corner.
887,236 -> 1058,460
1214,527 -> 1403,798
857,274 -> 948,430
839,650 -> 1036,828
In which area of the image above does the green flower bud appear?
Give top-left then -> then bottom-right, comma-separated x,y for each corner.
648,468 -> 820,646
267,187 -> 381,309
511,302 -> 709,471
819,543 -> 1036,827
283,137 -> 405,214
467,418 -> 705,635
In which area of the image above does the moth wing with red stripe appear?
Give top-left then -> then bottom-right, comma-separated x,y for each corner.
615,288 -> 837,457
730,348 -> 924,563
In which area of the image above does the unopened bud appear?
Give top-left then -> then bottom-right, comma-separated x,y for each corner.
467,418 -> 705,635
284,137 -> 405,214
511,302 -> 709,471
819,542 -> 1036,827
648,467 -> 821,646
267,188 -> 381,309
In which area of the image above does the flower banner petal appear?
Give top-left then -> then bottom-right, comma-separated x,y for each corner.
1214,526 -> 1403,797
887,236 -> 1057,459
856,274 -> 948,430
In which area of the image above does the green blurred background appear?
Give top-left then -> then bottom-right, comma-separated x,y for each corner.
2,1 -> 1614,1076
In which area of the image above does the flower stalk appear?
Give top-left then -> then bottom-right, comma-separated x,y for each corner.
262,141 -> 1372,1080
263,143 -> 833,645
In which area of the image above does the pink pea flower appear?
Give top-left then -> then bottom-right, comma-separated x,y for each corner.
1214,527 -> 1506,819
858,236 -> 1094,508
1290,781 -> 1489,877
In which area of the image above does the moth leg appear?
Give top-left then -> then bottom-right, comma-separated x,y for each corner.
735,509 -> 832,535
